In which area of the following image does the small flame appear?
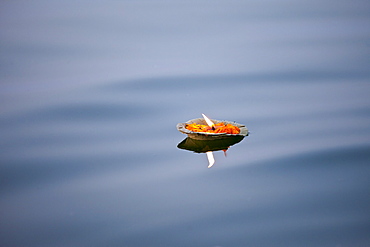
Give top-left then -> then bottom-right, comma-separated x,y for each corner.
206,151 -> 215,168
202,113 -> 215,127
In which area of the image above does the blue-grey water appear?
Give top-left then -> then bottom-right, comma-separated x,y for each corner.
1,1 -> 370,246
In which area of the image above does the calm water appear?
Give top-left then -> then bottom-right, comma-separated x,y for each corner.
1,1 -> 370,246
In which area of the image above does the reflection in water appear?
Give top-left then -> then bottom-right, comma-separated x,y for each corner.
177,136 -> 245,168
206,151 -> 215,168
177,136 -> 245,153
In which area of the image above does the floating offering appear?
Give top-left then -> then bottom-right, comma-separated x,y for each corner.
177,114 -> 248,168
185,122 -> 240,134
177,114 -> 248,140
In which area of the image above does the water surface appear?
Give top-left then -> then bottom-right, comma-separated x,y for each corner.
1,1 -> 370,246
